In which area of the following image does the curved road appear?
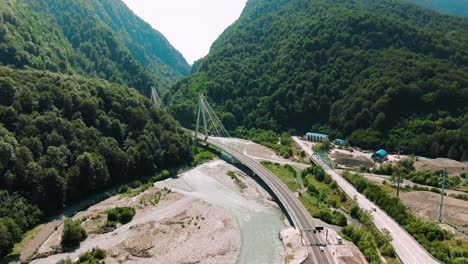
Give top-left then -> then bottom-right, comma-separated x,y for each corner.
292,136 -> 439,264
203,136 -> 335,264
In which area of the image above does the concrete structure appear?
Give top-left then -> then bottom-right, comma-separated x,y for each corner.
306,132 -> 329,142
372,149 -> 388,162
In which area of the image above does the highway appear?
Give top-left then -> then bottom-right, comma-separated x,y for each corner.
292,137 -> 440,264
201,136 -> 336,264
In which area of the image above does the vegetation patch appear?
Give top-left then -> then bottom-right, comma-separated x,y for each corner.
61,219 -> 87,249
235,128 -> 292,158
341,203 -> 398,264
261,162 -> 301,191
104,207 -> 136,229
226,171 -> 247,189
119,170 -> 171,198
57,248 -> 106,264
373,160 -> 463,189
191,146 -> 216,166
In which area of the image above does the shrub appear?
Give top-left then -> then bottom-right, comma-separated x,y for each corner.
105,207 -> 136,225
61,219 -> 87,248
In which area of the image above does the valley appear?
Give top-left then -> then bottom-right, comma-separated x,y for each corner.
0,0 -> 467,263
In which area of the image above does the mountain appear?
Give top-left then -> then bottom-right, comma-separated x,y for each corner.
406,0 -> 468,17
0,66 -> 191,259
0,0 -> 190,94
168,0 -> 468,160
0,1 -> 193,258
91,0 -> 190,85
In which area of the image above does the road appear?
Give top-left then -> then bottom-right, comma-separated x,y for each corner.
292,137 -> 439,264
203,136 -> 336,264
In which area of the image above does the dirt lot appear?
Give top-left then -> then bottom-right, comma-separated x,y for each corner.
31,186 -> 241,264
332,152 -> 374,169
415,158 -> 466,176
400,191 -> 468,239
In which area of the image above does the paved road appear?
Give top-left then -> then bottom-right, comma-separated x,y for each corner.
292,137 -> 439,264
203,136 -> 335,264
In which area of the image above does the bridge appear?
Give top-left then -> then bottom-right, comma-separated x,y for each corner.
190,95 -> 335,264
165,94 -> 439,264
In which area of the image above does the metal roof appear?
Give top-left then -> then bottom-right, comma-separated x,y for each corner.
306,132 -> 329,137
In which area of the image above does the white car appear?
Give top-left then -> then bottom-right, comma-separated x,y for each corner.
371,206 -> 377,212
319,246 -> 324,252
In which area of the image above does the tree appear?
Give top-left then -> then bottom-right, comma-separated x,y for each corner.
61,219 -> 87,248
0,77 -> 17,106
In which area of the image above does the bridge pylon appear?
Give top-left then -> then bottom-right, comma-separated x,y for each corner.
194,94 -> 230,143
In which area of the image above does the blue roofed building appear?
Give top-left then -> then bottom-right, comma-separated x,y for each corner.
372,149 -> 388,162
335,139 -> 346,145
306,132 -> 329,142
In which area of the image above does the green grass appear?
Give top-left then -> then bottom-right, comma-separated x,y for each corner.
261,161 -> 300,191
227,171 -> 247,189
12,223 -> 44,255
1,223 -> 46,263
304,174 -> 348,210
292,141 -> 308,163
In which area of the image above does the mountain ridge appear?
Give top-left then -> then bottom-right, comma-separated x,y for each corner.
168,0 -> 468,160
0,0 -> 190,94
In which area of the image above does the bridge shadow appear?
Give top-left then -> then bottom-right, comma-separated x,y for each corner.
197,143 -> 295,227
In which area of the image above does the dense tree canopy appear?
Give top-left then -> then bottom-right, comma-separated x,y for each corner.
168,0 -> 467,159
0,0 -> 189,94
0,67 -> 191,212
0,67 -> 191,259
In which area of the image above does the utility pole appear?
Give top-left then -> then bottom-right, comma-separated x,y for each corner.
396,168 -> 401,198
438,169 -> 447,223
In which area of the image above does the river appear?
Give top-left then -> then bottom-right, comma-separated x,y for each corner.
155,159 -> 286,264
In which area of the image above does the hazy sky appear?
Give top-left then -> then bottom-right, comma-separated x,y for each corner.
121,0 -> 247,64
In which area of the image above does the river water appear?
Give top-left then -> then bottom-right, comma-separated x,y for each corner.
155,160 -> 285,264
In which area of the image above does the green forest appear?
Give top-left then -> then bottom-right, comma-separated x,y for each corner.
0,0 -> 189,94
0,67 -> 191,258
167,0 -> 468,160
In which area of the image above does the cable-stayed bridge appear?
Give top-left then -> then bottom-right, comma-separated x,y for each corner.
188,94 -> 335,264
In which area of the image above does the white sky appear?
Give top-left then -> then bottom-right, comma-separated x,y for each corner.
121,0 -> 247,64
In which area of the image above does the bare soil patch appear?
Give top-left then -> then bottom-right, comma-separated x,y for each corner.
30,180 -> 241,264
415,158 -> 466,176
332,152 -> 373,168
400,191 -> 468,239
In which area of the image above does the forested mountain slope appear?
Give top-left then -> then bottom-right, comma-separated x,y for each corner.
406,0 -> 468,17
0,0 -> 189,94
168,0 -> 468,160
0,67 -> 191,258
91,0 -> 190,87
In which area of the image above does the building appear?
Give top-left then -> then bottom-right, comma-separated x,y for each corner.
335,139 -> 346,145
372,149 -> 388,162
306,132 -> 329,142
